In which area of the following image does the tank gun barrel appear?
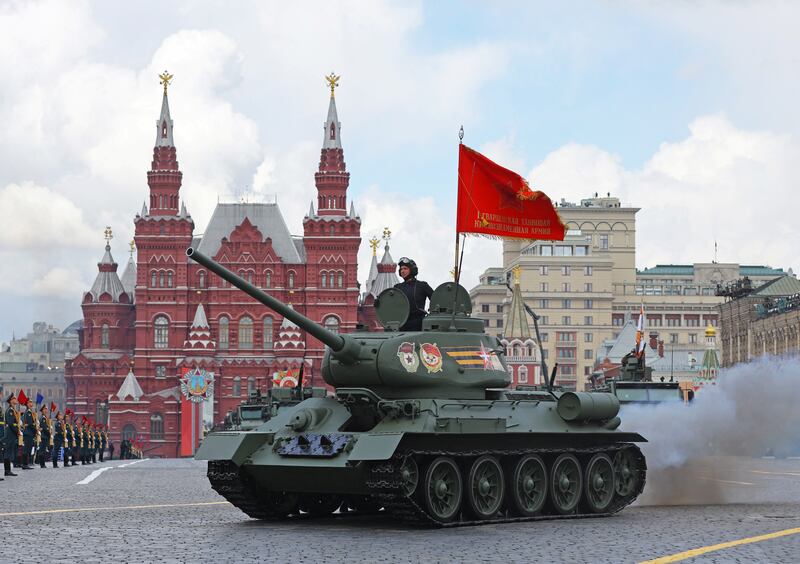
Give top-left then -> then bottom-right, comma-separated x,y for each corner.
186,247 -> 360,363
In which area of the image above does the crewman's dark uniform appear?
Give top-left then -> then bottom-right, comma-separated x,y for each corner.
37,413 -> 51,468
22,408 -> 36,469
52,418 -> 64,468
394,278 -> 434,331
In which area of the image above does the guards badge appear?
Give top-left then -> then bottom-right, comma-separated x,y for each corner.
180,367 -> 214,403
420,343 -> 443,373
397,341 -> 419,373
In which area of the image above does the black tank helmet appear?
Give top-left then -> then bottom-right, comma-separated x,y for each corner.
398,257 -> 418,278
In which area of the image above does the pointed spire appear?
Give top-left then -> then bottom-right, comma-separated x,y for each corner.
184,304 -> 215,351
505,266 -> 532,340
349,201 -> 356,218
120,247 -> 137,300
308,201 -> 315,218
179,201 -> 187,218
156,71 -> 174,147
323,72 -> 342,149
141,201 -> 148,217
191,303 -> 209,329
117,367 -> 144,401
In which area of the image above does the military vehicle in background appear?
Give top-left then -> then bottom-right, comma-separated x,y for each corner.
189,247 -> 647,527
592,352 -> 691,405
220,385 -> 328,431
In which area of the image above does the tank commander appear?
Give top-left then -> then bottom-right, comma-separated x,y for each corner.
394,257 -> 434,331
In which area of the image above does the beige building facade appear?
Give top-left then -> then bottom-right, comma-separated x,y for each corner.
470,193 -> 794,391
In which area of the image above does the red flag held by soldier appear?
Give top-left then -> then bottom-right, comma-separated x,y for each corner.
456,144 -> 565,241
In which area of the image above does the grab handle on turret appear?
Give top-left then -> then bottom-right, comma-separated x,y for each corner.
186,247 -> 361,364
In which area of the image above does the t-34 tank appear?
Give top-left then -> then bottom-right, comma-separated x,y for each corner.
189,247 -> 647,526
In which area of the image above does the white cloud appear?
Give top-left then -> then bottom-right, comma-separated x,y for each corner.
30,267 -> 89,298
528,114 -> 800,272
0,182 -> 97,249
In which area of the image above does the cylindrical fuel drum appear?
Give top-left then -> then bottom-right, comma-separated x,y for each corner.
557,392 -> 620,422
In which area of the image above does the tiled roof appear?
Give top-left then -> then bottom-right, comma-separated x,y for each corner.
753,275 -> 800,297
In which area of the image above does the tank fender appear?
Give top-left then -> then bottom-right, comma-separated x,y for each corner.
194,431 -> 273,464
347,432 -> 404,462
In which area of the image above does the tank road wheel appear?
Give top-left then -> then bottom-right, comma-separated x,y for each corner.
399,455 -> 420,497
298,494 -> 342,516
509,454 -> 547,517
264,491 -> 299,517
466,455 -> 505,519
550,453 -> 582,515
613,449 -> 640,498
422,457 -> 463,523
584,454 -> 615,513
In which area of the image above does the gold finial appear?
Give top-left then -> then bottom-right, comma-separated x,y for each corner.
369,236 -> 380,256
129,239 -> 136,257
325,72 -> 340,98
104,226 -> 113,244
511,265 -> 522,284
159,70 -> 173,95
450,267 -> 457,281
382,227 -> 392,241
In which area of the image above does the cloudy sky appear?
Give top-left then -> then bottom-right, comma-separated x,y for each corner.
1,0 -> 798,341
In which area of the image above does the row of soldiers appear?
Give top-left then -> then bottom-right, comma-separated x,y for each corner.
2,391 -> 109,479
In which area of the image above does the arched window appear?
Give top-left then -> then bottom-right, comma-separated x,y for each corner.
263,318 -> 273,349
159,272 -> 165,287
121,424 -> 136,441
233,377 -> 241,397
330,225 -> 335,236
239,316 -> 253,349
101,324 -> 109,348
330,122 -> 336,140
154,316 -> 169,349
248,376 -> 256,396
199,271 -> 206,288
518,366 -> 529,384
246,271 -> 253,284
218,317 -> 229,350
167,271 -> 173,288
338,273 -> 343,288
150,413 -> 164,440
288,272 -> 295,288
264,271 -> 271,288
95,399 -> 107,424
324,316 -> 340,334
321,273 -> 327,288
151,271 -> 157,287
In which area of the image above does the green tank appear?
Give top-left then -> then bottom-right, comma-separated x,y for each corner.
189,247 -> 647,526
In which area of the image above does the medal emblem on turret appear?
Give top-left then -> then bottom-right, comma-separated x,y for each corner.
420,343 -> 443,373
397,341 -> 419,373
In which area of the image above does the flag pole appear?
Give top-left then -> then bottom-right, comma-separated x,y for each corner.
454,125 -> 464,281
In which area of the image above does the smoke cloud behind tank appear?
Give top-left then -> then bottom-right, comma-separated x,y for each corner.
619,356 -> 800,506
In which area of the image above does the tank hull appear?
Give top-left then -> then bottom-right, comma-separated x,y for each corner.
198,394 -> 647,526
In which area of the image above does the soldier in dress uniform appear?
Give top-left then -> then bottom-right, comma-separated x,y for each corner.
37,404 -> 52,468
52,411 -> 65,468
80,419 -> 88,465
73,415 -> 82,466
99,425 -> 107,462
3,393 -> 19,477
92,424 -> 100,463
21,395 -> 36,470
64,410 -> 75,467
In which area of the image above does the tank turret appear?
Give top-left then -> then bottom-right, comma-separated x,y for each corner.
187,248 -> 510,399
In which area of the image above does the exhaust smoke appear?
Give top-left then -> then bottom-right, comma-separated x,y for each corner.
619,356 -> 800,505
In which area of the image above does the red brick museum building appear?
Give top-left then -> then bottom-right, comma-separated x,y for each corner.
65,78 -> 370,457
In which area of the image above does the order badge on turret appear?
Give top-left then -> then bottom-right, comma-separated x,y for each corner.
397,342 -> 419,373
420,343 -> 443,373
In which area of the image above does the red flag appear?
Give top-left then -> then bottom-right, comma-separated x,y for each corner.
50,402 -> 57,413
457,144 -> 565,240
17,390 -> 29,405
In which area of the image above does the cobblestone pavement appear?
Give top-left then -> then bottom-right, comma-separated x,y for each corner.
2,456 -> 800,563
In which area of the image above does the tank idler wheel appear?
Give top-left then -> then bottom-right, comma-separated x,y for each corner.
422,456 -> 463,523
613,449 -> 639,498
509,454 -> 547,517
550,453 -> 582,515
465,455 -> 505,519
399,455 -> 420,497
264,491 -> 299,517
584,454 -> 615,513
298,494 -> 343,516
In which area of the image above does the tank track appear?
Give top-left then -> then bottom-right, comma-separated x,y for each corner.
366,443 -> 646,528
207,460 -> 283,520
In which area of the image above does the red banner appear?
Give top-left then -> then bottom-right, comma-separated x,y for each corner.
456,144 -> 565,240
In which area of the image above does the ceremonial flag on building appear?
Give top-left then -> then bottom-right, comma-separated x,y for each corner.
635,303 -> 646,358
456,144 -> 565,241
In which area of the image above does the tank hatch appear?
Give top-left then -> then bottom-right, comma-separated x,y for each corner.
374,288 -> 410,330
